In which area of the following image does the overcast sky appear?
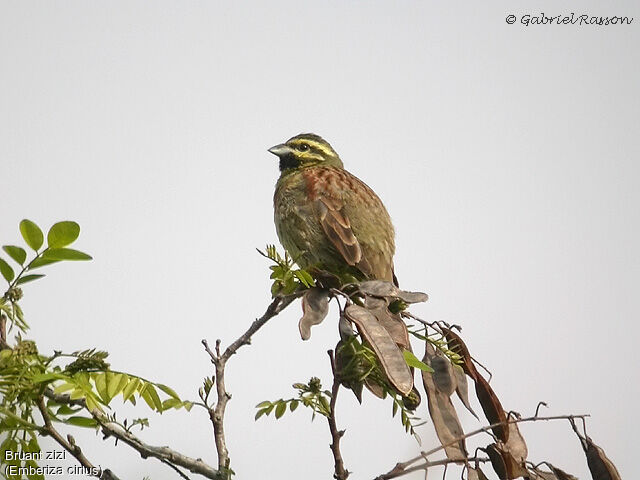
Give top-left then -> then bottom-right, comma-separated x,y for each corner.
1,1 -> 638,479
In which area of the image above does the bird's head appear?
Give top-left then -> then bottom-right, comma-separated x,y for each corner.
268,133 -> 344,172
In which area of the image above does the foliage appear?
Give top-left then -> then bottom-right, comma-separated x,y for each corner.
0,220 -> 622,480
254,377 -> 331,421
257,245 -> 314,297
0,220 -> 190,479
1,219 -> 91,333
407,325 -> 462,366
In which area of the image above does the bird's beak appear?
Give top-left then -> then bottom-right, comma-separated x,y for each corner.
268,143 -> 293,157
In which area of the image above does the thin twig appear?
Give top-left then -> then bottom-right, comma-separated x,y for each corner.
403,313 -> 493,380
374,456 -> 490,480
534,401 -> 548,418
160,458 -> 192,480
327,350 -> 348,480
376,413 -> 590,479
202,292 -> 302,473
0,314 -> 8,350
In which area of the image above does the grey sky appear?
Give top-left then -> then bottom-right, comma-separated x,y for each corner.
1,1 -> 638,479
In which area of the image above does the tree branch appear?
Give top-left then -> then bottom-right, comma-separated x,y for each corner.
327,350 -> 348,480
36,396 -> 121,480
202,292 -> 302,473
44,390 -> 220,479
375,456 -> 490,480
376,413 -> 590,479
222,292 -> 302,362
39,293 -> 300,480
95,410 -> 222,479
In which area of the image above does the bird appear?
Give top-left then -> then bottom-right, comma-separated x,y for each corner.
269,133 -> 420,408
268,133 -> 397,287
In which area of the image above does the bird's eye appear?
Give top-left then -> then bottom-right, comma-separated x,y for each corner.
298,144 -> 310,152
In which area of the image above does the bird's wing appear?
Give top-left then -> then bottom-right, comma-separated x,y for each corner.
305,166 -> 391,280
316,196 -> 361,266
316,195 -> 376,278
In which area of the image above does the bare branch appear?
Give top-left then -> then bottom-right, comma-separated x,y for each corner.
95,410 -> 222,479
202,292 -> 302,473
374,456 -> 490,480
160,458 -> 192,480
327,350 -> 349,480
534,401 -> 548,418
376,413 -> 590,479
222,292 -> 302,362
43,390 -> 220,479
38,293 -> 300,480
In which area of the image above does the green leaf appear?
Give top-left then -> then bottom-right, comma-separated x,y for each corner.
289,400 -> 299,412
161,398 -> 182,410
122,377 -> 141,403
255,409 -> 266,421
157,383 -> 180,400
0,258 -> 14,283
85,394 -> 101,412
70,387 -> 85,400
94,372 -> 109,403
20,220 -> 44,251
65,416 -> 98,428
294,269 -> 315,287
43,248 -> 92,261
275,401 -> 287,419
53,382 -> 76,394
318,396 -> 331,416
16,274 -> 45,285
107,373 -> 129,400
255,401 -> 272,409
2,246 -> 27,265
28,257 -> 61,269
27,436 -> 40,454
31,372 -> 68,383
26,459 -> 44,480
47,221 -> 80,248
140,383 -> 163,411
56,405 -> 78,416
403,349 -> 434,373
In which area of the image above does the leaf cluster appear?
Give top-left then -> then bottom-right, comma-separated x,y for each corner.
197,375 -> 218,408
257,245 -> 314,297
1,220 -> 191,479
1,350 -> 192,478
1,219 -> 92,333
390,392 -> 422,439
254,377 -> 331,421
408,326 -> 463,366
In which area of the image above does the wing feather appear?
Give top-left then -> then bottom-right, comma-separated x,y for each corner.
317,198 -> 362,266
307,166 -> 394,281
